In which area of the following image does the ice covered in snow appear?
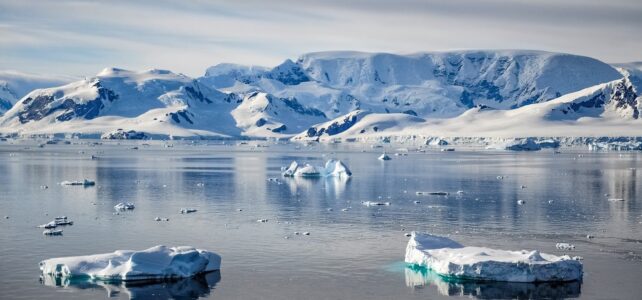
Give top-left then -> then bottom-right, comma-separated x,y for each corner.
378,153 -> 391,161
282,159 -> 352,178
61,179 -> 95,186
362,201 -> 391,206
114,202 -> 135,211
39,245 -> 220,282
487,138 -> 542,151
405,232 -> 583,282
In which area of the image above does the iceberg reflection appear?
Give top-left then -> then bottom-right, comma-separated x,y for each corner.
40,271 -> 221,299
405,266 -> 581,299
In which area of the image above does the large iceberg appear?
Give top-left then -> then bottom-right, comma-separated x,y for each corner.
405,232 -> 583,282
40,245 -> 221,282
282,159 -> 352,178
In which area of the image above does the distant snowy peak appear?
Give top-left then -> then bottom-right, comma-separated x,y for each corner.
0,68 -> 244,137
295,50 -> 621,106
201,50 -> 623,119
0,71 -> 73,114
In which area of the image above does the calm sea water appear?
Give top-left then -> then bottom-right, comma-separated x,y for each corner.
1,141 -> 641,300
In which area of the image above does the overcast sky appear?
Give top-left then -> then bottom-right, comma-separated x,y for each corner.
1,0 -> 640,77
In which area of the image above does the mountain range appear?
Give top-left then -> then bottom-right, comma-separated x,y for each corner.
0,50 -> 640,142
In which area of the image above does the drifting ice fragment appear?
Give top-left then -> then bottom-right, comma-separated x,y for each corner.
180,208 -> 197,214
517,200 -> 526,205
114,202 -> 135,211
555,243 -> 576,251
43,229 -> 63,236
362,201 -> 391,206
282,159 -> 352,178
61,179 -> 95,186
378,153 -> 391,161
39,245 -> 220,282
607,198 -> 625,202
405,232 -> 583,282
38,221 -> 57,229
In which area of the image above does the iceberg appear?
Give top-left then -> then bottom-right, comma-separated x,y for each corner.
282,159 -> 352,178
405,232 -> 583,282
39,245 -> 221,282
378,153 -> 391,160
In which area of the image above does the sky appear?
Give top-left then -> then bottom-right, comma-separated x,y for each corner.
1,0 -> 641,77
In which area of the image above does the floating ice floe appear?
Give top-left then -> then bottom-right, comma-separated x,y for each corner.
362,201 -> 391,206
155,217 -> 170,221
43,229 -> 63,236
607,198 -> 625,202
440,148 -> 455,152
555,243 -> 576,250
180,208 -> 197,214
517,200 -> 526,205
416,191 -> 449,196
282,159 -> 352,178
378,153 -> 391,161
405,232 -> 583,282
55,218 -> 74,226
39,245 -> 220,282
256,219 -> 269,223
38,221 -> 58,229
61,179 -> 95,186
114,202 -> 135,211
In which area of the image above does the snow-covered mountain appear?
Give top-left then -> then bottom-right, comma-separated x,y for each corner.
0,71 -> 72,114
0,68 -> 243,137
293,77 -> 641,141
1,50 -> 641,141
201,50 -> 622,119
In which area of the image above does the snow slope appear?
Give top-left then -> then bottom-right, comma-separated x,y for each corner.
0,71 -> 73,114
202,50 -> 622,119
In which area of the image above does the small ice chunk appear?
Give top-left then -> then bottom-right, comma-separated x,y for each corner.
440,148 -> 455,152
586,235 -> 594,239
405,232 -> 583,282
303,232 -> 310,236
256,219 -> 268,223
362,201 -> 391,206
414,201 -> 421,204
114,202 -> 135,211
378,153 -> 391,161
607,198 -> 625,202
43,229 -> 63,236
38,221 -> 57,229
180,208 -> 197,214
61,179 -> 95,186
282,159 -> 352,178
39,245 -> 221,282
517,200 -> 526,205
456,190 -> 464,195
556,243 -> 576,251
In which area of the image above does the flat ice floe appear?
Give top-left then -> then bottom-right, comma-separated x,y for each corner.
40,245 -> 221,282
60,179 -> 95,186
405,232 -> 583,282
282,159 -> 351,178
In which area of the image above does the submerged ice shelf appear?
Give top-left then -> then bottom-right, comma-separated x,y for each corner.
39,245 -> 221,282
405,232 -> 583,282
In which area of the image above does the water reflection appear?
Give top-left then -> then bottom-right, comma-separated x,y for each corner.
39,271 -> 221,299
405,266 -> 581,299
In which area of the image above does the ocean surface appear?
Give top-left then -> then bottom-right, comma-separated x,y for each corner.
1,140 -> 641,299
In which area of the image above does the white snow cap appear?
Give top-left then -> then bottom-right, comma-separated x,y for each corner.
39,245 -> 221,282
405,232 -> 583,282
